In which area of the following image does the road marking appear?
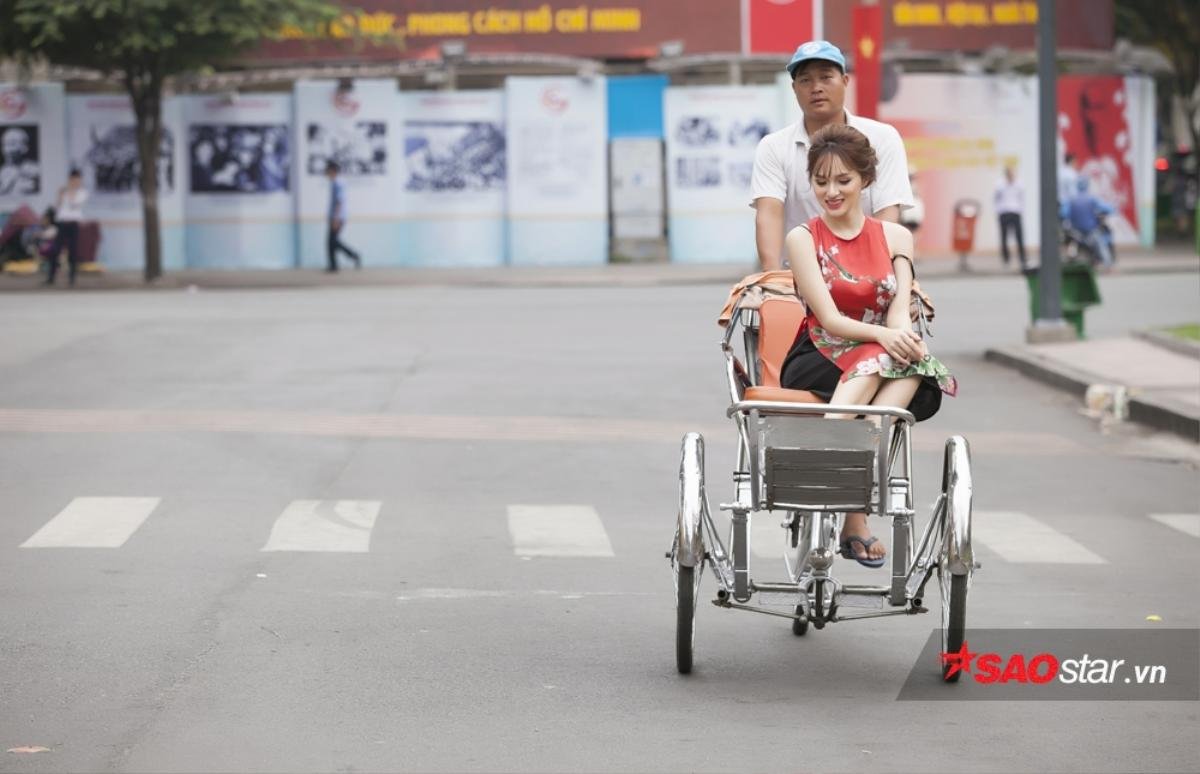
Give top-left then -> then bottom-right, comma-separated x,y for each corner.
1148,513 -> 1200,539
261,500 -> 381,553
973,511 -> 1106,564
506,505 -> 614,557
21,497 -> 160,548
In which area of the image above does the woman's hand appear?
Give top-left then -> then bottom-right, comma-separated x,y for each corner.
876,327 -> 925,368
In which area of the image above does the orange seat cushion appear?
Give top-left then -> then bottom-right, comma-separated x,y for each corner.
758,296 -> 807,388
743,386 -> 826,404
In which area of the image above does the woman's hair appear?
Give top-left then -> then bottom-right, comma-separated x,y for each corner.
807,124 -> 877,187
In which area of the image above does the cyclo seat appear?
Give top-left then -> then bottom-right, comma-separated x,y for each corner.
744,295 -> 825,404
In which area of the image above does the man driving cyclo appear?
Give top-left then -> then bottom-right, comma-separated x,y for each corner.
733,41 -> 958,569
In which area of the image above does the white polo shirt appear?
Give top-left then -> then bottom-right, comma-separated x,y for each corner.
750,110 -> 913,235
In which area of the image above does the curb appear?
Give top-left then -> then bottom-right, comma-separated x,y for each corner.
1132,329 -> 1200,360
984,345 -> 1200,443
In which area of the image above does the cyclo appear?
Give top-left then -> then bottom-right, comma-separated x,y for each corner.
668,278 -> 975,681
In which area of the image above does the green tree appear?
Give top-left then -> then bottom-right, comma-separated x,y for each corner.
0,0 -> 345,281
1115,0 -> 1200,175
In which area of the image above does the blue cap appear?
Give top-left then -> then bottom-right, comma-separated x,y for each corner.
786,40 -> 846,77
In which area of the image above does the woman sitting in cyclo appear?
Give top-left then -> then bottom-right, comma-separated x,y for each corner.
781,124 -> 957,568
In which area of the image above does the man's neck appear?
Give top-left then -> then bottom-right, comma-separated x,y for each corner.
803,109 -> 847,137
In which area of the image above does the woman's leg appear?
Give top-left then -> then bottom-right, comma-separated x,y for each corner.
825,374 -> 888,562
840,374 -> 924,561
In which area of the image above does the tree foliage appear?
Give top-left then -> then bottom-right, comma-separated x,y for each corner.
1114,0 -> 1200,161
0,0 -> 345,280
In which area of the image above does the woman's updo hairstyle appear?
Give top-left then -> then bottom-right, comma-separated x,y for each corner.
806,124 -> 877,188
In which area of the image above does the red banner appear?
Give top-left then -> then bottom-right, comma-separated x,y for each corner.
852,3 -> 882,119
1058,76 -> 1137,231
747,0 -> 815,54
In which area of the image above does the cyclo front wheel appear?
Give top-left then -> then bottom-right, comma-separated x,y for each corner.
939,570 -> 967,681
676,563 -> 697,674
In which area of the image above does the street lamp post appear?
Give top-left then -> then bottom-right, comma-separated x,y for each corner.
1028,0 -> 1075,343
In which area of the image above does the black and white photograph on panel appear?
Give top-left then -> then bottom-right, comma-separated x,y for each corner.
0,124 -> 40,196
404,120 -> 505,193
188,124 -> 290,194
84,125 -> 175,194
306,122 -> 387,176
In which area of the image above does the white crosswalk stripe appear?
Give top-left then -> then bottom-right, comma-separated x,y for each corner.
506,505 -> 614,557
973,510 -> 1107,564
1148,513 -> 1200,539
21,497 -> 161,548
261,500 -> 381,553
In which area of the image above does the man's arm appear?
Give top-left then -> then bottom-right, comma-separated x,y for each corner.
754,198 -> 786,270
873,204 -> 901,223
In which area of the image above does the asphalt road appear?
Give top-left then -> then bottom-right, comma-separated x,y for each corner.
1,269 -> 1197,773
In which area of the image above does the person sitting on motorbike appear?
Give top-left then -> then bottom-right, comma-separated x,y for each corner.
1063,177 -> 1115,272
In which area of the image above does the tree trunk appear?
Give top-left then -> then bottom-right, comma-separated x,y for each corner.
125,68 -> 164,282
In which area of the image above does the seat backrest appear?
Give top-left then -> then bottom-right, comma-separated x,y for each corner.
757,296 -> 806,388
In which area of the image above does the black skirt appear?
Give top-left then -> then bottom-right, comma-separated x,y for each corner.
780,331 -> 943,422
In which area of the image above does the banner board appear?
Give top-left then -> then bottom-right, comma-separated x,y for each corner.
182,93 -> 295,269
66,95 -> 186,270
664,85 -> 781,263
399,90 -> 506,266
505,76 -> 607,265
0,83 -> 67,217
294,79 -> 402,268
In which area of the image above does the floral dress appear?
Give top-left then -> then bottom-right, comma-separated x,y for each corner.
782,216 -> 957,418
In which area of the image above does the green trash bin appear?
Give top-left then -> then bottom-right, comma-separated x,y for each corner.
1024,262 -> 1101,338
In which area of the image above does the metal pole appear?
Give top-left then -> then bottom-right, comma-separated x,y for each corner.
1026,0 -> 1075,342
1035,0 -> 1062,323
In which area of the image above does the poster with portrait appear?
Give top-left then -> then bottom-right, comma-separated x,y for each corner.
0,83 -> 66,214
66,95 -> 186,270
183,93 -> 295,269
505,76 -> 607,265
398,90 -> 506,267
664,85 -> 781,263
294,79 -> 401,268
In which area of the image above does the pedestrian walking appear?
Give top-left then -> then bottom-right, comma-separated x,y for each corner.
994,164 -> 1027,270
45,169 -> 87,286
750,40 -> 913,271
325,161 -> 360,273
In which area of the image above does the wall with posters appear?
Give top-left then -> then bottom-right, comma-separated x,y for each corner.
182,93 -> 295,269
664,85 -> 781,263
0,83 -> 67,217
873,73 -> 1154,256
399,90 -> 507,267
1058,75 -> 1156,248
66,95 -> 186,271
506,77 -> 608,265
294,79 -> 403,268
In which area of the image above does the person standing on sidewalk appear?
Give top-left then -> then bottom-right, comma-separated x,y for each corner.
750,40 -> 913,271
45,169 -> 87,287
325,161 -> 360,273
994,164 -> 1027,270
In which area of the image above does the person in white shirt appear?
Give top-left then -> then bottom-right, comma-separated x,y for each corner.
751,40 -> 914,271
994,164 -> 1027,270
45,168 -> 88,286
1057,152 -> 1079,210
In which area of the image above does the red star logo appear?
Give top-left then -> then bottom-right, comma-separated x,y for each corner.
940,640 -> 978,678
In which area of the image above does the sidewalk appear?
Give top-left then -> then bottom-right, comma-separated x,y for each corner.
1,243 -> 1196,292
986,331 -> 1200,442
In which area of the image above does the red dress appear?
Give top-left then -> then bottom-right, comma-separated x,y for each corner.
792,216 -> 957,397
